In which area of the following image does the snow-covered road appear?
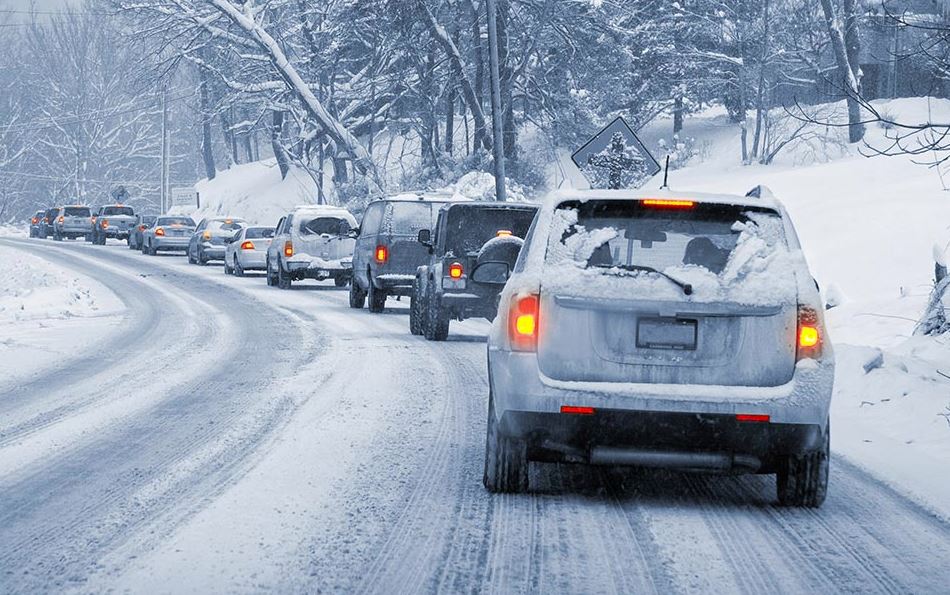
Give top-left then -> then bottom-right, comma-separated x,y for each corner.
1,237 -> 949,594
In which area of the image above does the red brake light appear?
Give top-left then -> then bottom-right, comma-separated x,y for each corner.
496,229 -> 512,237
642,199 -> 695,209
448,262 -> 463,279
101,219 -> 109,228
736,414 -> 770,423
31,217 -> 38,224
796,305 -> 822,360
203,230 -> 212,240
138,224 -> 146,231
509,294 -> 539,351
284,241 -> 294,257
241,240 -> 255,250
154,227 -> 165,237
57,216 -> 64,223
375,245 -> 388,263
561,405 -> 595,415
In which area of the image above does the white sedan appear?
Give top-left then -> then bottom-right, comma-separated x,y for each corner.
224,225 -> 275,276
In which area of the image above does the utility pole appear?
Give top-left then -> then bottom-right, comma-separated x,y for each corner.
160,85 -> 170,213
485,0 -> 506,201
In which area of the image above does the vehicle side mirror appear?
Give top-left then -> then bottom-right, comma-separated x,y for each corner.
417,229 -> 432,246
470,261 -> 511,285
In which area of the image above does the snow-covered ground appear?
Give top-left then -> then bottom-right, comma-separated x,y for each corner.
0,240 -> 125,391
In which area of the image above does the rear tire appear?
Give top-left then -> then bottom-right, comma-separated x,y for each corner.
367,279 -> 386,313
197,247 -> 208,266
777,421 -> 830,508
483,391 -> 528,493
224,256 -> 234,275
149,243 -> 157,256
234,258 -> 245,277
348,279 -> 366,308
334,274 -> 348,288
409,277 -> 424,335
277,261 -> 292,289
424,286 -> 449,341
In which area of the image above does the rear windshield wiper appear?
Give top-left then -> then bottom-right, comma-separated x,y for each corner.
593,263 -> 693,295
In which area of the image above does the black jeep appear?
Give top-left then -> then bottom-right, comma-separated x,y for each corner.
412,201 -> 538,340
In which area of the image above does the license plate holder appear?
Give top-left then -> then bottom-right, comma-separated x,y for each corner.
636,318 -> 697,350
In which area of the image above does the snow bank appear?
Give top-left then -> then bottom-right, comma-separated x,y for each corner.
182,158 -> 321,226
0,223 -> 28,238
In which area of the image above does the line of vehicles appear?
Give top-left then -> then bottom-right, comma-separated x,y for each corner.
25,186 -> 834,507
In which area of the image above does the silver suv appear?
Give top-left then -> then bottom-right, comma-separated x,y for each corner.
266,206 -> 357,289
483,189 -> 834,507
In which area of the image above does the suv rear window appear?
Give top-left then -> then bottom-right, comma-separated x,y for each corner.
442,206 -> 536,256
300,216 -> 352,235
101,206 -> 134,216
546,200 -> 794,303
64,207 -> 90,217
388,202 -> 441,235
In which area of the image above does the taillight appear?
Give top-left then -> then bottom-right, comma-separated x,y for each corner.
57,216 -> 64,223
448,262 -> 463,279
375,245 -> 388,264
202,230 -> 211,240
496,229 -> 512,237
796,305 -> 822,360
101,219 -> 109,228
642,199 -> 695,209
509,294 -> 539,351
138,224 -> 146,231
31,217 -> 38,224
154,227 -> 165,237
241,240 -> 255,250
736,413 -> 770,423
561,405 -> 595,415
284,241 -> 294,257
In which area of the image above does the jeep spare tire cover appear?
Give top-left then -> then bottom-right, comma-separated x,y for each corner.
476,235 -> 524,268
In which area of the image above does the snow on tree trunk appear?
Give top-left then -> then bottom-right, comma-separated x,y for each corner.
208,0 -> 383,192
820,0 -> 865,144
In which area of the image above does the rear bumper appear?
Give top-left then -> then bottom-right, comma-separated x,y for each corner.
199,243 -> 227,259
286,256 -> 352,277
102,228 -> 132,238
440,291 -> 498,319
489,349 -> 834,465
153,237 -> 189,250
374,273 -> 416,295
236,251 -> 266,269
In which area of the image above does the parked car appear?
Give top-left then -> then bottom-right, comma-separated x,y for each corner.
349,193 -> 456,313
266,206 -> 357,289
41,207 -> 61,238
187,217 -> 247,265
29,210 -> 45,237
128,215 -> 157,250
481,189 -> 834,508
52,205 -> 92,241
225,226 -> 275,276
141,216 -> 196,255
91,204 -> 136,244
412,201 -> 538,340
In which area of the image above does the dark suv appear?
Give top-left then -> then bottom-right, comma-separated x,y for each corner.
350,193 -> 454,312
413,201 -> 538,340
41,207 -> 61,238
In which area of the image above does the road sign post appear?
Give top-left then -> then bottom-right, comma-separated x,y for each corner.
572,117 -> 661,190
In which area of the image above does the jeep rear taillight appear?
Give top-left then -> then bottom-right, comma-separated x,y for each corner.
509,294 -> 539,352
284,241 -> 294,257
796,305 -> 822,360
375,245 -> 388,264
448,262 -> 463,279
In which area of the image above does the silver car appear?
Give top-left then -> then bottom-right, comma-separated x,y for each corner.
142,216 -> 196,255
52,205 -> 92,241
265,206 -> 357,289
188,217 -> 247,265
483,189 -> 834,507
224,226 -> 275,276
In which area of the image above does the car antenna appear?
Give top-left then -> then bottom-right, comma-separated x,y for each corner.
659,155 -> 671,190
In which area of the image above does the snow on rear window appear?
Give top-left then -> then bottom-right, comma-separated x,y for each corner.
101,206 -> 134,216
543,201 -> 797,305
300,216 -> 352,235
387,202 -> 440,234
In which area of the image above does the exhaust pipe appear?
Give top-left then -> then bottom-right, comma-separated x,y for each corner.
589,447 -> 761,472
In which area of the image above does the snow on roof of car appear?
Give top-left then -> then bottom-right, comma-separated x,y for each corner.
383,190 -> 467,202
543,188 -> 783,211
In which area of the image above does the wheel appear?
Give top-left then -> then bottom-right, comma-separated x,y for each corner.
409,277 -> 424,335
85,233 -> 93,243
148,241 -> 157,256
141,240 -> 147,254
777,421 -> 830,508
367,279 -> 386,313
234,257 -> 245,277
348,278 -> 366,308
483,390 -> 528,493
197,247 -> 208,266
334,274 -> 348,288
224,257 -> 233,275
424,286 -> 449,341
277,260 -> 292,289
53,230 -> 62,241
266,259 -> 278,286
188,246 -> 197,265
128,238 -> 135,250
